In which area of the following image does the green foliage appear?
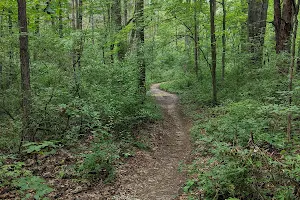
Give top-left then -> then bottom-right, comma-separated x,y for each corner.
13,176 -> 53,200
77,131 -> 120,183
22,141 -> 59,155
167,75 -> 300,199
0,162 -> 30,187
0,161 -> 52,199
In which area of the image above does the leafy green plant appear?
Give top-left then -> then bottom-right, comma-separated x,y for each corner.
0,160 -> 52,199
22,140 -> 59,156
184,179 -> 197,193
77,131 -> 120,183
0,162 -> 30,186
13,176 -> 53,200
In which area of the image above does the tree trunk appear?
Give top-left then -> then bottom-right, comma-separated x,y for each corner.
210,0 -> 217,105
77,0 -> 83,30
274,0 -> 294,74
72,0 -> 76,29
194,0 -> 199,79
90,7 -> 95,44
33,3 -> 40,61
58,0 -> 63,38
136,0 -> 146,99
221,0 -> 226,80
112,0 -> 125,60
8,8 -> 13,88
287,0 -> 300,141
18,0 -> 32,142
240,0 -> 248,53
72,0 -> 83,95
124,0 -> 128,26
247,0 -> 268,66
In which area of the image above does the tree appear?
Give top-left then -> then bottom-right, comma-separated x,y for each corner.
72,0 -> 83,95
193,0 -> 199,79
112,0 -> 127,60
240,0 -> 248,53
287,0 -> 300,141
274,0 -> 294,74
221,0 -> 226,80
210,0 -> 217,105
18,0 -> 32,142
247,0 -> 268,66
136,0 -> 146,99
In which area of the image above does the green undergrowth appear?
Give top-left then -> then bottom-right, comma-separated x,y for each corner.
0,51 -> 162,198
160,67 -> 300,199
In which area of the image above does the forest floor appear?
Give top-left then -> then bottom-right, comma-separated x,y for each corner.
1,83 -> 192,200
72,83 -> 192,199
110,83 -> 192,200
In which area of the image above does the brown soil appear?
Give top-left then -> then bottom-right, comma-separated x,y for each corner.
111,83 -> 192,200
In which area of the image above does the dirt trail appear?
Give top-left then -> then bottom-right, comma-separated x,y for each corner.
112,83 -> 191,200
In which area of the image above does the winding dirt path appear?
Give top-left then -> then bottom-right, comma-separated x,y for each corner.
113,83 -> 191,200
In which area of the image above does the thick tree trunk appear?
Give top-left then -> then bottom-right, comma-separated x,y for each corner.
274,0 -> 293,53
274,0 -> 294,74
247,0 -> 268,66
18,0 -> 32,142
112,0 -> 125,60
136,0 -> 146,99
210,0 -> 217,105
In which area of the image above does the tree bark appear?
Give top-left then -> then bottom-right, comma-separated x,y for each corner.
274,0 -> 294,74
58,0 -> 63,38
240,0 -> 248,53
18,0 -> 32,142
287,0 -> 300,141
124,0 -> 128,26
72,0 -> 76,29
210,0 -> 217,105
77,0 -> 83,30
221,0 -> 226,80
112,0 -> 126,60
90,7 -> 95,44
247,0 -> 268,66
72,0 -> 83,95
136,0 -> 146,99
194,0 -> 199,79
8,8 -> 13,88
